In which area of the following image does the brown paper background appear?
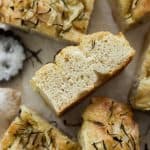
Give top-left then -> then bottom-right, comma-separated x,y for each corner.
1,0 -> 150,149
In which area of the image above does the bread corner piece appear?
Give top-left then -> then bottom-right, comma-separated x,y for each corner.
0,0 -> 95,43
130,31 -> 150,111
109,0 -> 150,31
31,32 -> 135,115
78,97 -> 140,150
0,105 -> 80,150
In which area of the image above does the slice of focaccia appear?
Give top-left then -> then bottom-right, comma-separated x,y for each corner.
130,31 -> 150,110
31,32 -> 135,115
0,106 -> 80,150
109,0 -> 150,31
78,97 -> 140,150
0,0 -> 95,43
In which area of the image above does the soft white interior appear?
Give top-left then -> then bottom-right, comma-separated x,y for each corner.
32,32 -> 134,113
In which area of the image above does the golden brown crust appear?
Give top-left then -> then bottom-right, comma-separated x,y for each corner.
78,97 -> 140,150
132,0 -> 150,21
0,0 -> 95,43
0,106 -> 80,150
109,0 -> 150,31
130,30 -> 150,110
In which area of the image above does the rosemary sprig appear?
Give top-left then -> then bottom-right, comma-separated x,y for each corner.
102,140 -> 107,150
113,137 -> 123,143
25,48 -> 43,65
91,40 -> 96,49
92,141 -> 100,150
130,134 -> 136,150
120,123 -> 128,137
14,125 -> 55,149
109,101 -> 114,119
32,133 -> 39,145
120,122 -> 137,150
107,130 -> 122,143
92,140 -> 107,150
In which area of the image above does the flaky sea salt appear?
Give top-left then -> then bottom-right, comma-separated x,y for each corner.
0,36 -> 25,81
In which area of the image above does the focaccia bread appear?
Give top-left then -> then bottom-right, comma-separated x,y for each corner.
31,32 -> 135,115
109,0 -> 150,31
0,0 -> 95,43
130,31 -> 150,110
78,97 -> 140,150
0,106 -> 80,150
0,88 -> 21,120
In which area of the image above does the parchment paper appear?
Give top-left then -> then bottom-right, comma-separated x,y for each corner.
1,0 -> 150,149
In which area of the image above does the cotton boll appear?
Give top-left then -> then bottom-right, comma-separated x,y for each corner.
0,88 -> 21,121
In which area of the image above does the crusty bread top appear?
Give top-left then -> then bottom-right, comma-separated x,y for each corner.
132,0 -> 150,21
0,0 -> 95,43
31,32 -> 135,115
130,31 -> 150,110
109,0 -> 150,30
0,106 -> 80,150
78,97 -> 140,150
0,88 -> 21,120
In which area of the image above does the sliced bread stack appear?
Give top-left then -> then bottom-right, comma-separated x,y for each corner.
31,32 -> 135,115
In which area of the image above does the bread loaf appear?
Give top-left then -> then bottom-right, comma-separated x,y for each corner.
31,32 -> 135,115
0,106 -> 80,150
0,0 -> 95,43
109,0 -> 150,30
78,97 -> 140,150
130,31 -> 150,110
